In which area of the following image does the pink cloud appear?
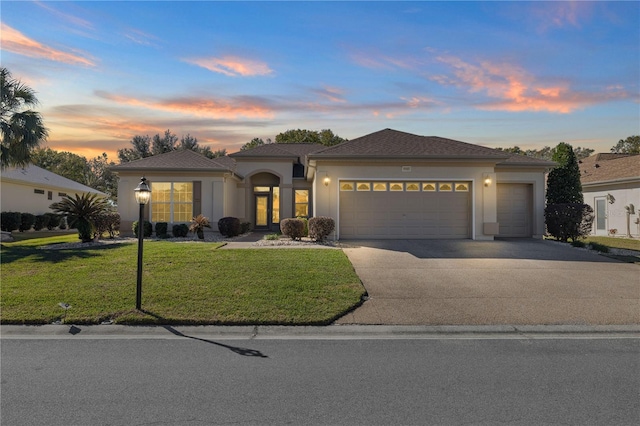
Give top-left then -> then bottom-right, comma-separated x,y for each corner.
432,55 -> 631,113
0,23 -> 95,66
531,1 -> 593,31
184,56 -> 273,77
95,91 -> 275,119
312,86 -> 347,103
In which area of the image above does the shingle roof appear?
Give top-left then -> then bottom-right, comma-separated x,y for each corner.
1,164 -> 106,195
308,129 -> 554,167
579,153 -> 640,184
111,149 -> 234,172
230,143 -> 325,160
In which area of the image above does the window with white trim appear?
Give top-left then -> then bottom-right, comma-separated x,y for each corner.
151,182 -> 193,222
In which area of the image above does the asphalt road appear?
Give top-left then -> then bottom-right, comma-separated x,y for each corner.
1,335 -> 638,426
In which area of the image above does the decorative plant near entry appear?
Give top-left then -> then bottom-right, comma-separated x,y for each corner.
189,214 -> 211,239
50,193 -> 111,242
609,228 -> 618,236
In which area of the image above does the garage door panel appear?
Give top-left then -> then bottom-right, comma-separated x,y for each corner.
497,183 -> 532,237
340,182 -> 471,239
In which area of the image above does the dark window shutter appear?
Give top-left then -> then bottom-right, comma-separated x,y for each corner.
193,181 -> 202,216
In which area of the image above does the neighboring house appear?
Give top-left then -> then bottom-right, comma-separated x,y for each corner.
579,153 -> 640,237
0,164 -> 106,215
112,129 -> 555,240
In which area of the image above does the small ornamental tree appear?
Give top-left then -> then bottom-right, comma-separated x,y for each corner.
545,142 -> 587,241
50,193 -> 110,242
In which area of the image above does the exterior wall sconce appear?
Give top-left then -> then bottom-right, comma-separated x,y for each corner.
134,177 -> 151,311
483,174 -> 492,187
323,176 -> 330,187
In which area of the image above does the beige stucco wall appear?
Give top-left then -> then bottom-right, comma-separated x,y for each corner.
313,161 -> 502,240
0,180 -> 88,215
496,169 -> 548,238
116,172 -> 227,235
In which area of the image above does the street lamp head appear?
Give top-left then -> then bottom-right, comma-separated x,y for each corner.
134,177 -> 151,205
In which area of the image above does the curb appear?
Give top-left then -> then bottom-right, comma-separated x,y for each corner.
2,324 -> 639,339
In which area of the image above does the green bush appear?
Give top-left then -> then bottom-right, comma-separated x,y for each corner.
297,216 -> 309,236
19,213 -> 36,232
44,213 -> 61,230
76,218 -> 95,242
240,221 -> 252,234
95,212 -> 120,238
280,218 -> 305,240
155,222 -> 168,237
264,233 -> 280,240
34,215 -> 50,231
59,217 -> 67,230
172,223 -> 189,238
545,203 -> 594,242
589,242 -> 609,253
218,217 -> 240,237
309,216 -> 335,242
1,212 -> 21,232
132,220 -> 152,238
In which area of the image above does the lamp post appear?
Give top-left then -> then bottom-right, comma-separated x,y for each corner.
134,177 -> 151,310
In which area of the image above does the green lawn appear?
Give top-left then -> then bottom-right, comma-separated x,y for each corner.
582,236 -> 640,251
0,238 -> 365,325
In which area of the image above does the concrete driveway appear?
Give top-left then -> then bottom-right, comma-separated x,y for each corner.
336,239 -> 640,326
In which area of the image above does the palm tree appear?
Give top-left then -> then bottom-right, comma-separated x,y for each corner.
1,67 -> 48,169
50,193 -> 111,242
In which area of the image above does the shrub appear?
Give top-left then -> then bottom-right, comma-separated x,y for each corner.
34,215 -> 50,231
589,242 -> 609,253
19,213 -> 36,232
265,233 -> 280,240
1,212 -> 21,232
94,211 -> 120,238
155,222 -> 168,237
297,216 -> 309,237
172,223 -> 189,238
189,214 -> 211,239
308,216 -> 335,242
76,219 -> 94,242
132,220 -> 152,238
49,193 -> 111,242
218,217 -> 241,237
240,221 -> 252,234
44,213 -> 61,230
59,217 -> 67,230
280,218 -> 305,240
545,203 -> 594,242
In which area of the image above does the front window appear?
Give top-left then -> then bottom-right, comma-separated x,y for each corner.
295,190 -> 309,217
151,182 -> 193,222
272,187 -> 280,223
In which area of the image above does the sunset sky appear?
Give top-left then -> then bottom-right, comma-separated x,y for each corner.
1,1 -> 638,161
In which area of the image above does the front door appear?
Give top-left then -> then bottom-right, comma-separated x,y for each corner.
255,194 -> 270,229
595,197 -> 607,235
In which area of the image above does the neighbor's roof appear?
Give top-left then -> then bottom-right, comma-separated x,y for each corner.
229,143 -> 325,163
579,153 -> 640,184
111,149 -> 235,172
1,164 -> 106,195
308,129 -> 553,167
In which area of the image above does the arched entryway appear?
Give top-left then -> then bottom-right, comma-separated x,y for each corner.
249,172 -> 281,231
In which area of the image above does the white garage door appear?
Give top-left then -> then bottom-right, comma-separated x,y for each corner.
339,181 -> 471,239
497,183 -> 533,237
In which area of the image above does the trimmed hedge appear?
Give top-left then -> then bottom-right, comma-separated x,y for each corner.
19,213 -> 36,232
280,218 -> 305,240
297,216 -> 309,237
545,203 -> 594,242
155,222 -> 168,237
34,215 -> 50,231
218,217 -> 241,237
133,220 -> 153,238
1,212 -> 21,232
95,212 -> 120,238
44,213 -> 62,230
240,221 -> 252,234
309,216 -> 335,242
172,223 -> 189,238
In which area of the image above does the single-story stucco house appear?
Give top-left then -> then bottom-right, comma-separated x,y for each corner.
579,153 -> 640,237
0,164 -> 106,215
112,129 -> 555,240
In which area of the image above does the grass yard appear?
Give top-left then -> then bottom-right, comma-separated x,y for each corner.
0,237 -> 365,325
581,236 -> 640,252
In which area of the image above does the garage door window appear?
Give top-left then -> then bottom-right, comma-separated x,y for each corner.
340,182 -> 354,191
373,182 -> 387,191
406,182 -> 420,191
390,183 -> 404,191
357,182 -> 371,191
423,183 -> 436,191
438,183 -> 453,192
455,183 -> 469,191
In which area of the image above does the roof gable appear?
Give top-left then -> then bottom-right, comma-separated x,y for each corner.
310,129 -> 510,160
579,153 -> 640,184
1,164 -> 106,195
111,149 -> 234,172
